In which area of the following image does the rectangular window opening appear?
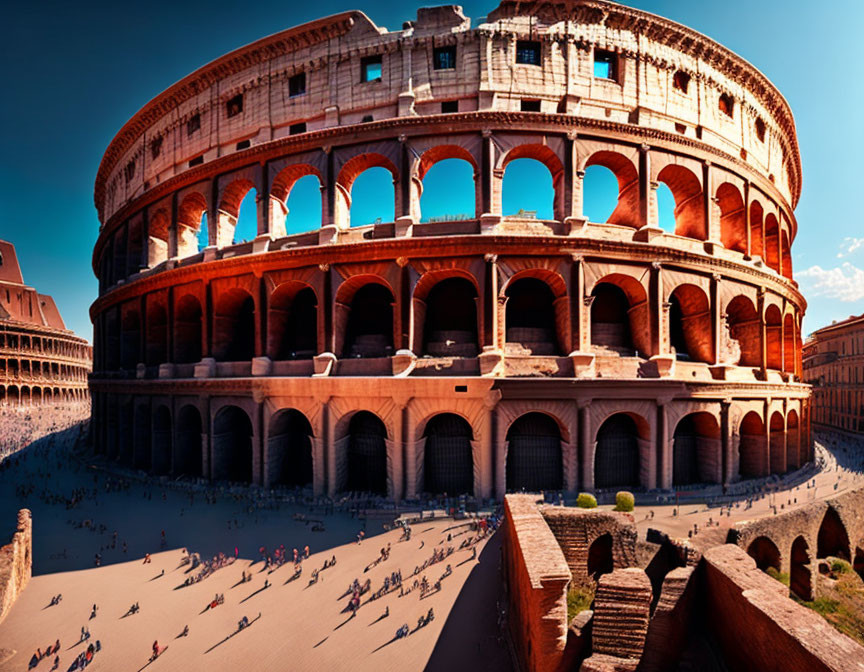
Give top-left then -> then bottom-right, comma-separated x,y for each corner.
441,100 -> 458,113
124,160 -> 135,183
515,40 -> 541,66
454,385 -> 468,393
226,94 -> 243,118
150,136 -> 162,160
593,50 -> 617,80
361,55 -> 383,83
188,155 -> 204,167
289,72 -> 306,97
433,45 -> 456,70
289,122 -> 307,135
235,139 -> 251,151
187,113 -> 201,136
520,99 -> 541,112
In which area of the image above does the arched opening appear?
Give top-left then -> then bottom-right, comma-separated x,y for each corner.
147,210 -> 170,267
655,182 -> 676,233
657,165 -> 705,239
175,405 -> 202,478
233,187 -> 258,244
669,285 -> 712,363
120,309 -> 141,370
145,302 -> 168,366
725,296 -> 761,367
591,283 -> 632,353
423,413 -> 474,495
587,533 -> 614,579
505,277 -> 560,355
749,201 -> 764,258
345,411 -> 387,495
152,405 -> 172,475
174,295 -> 203,364
213,289 -> 255,362
177,192 -> 208,257
764,214 -> 780,273
6,385 -> 18,406
747,536 -> 781,572
283,175 -> 323,234
268,284 -> 317,360
673,412 -> 720,486
790,536 -> 812,600
505,413 -> 563,492
351,167 -> 395,226
268,410 -> 313,488
817,507 -> 851,561
765,305 -> 782,370
32,388 -> 42,405
422,277 -> 478,356
738,412 -> 766,478
502,158 -> 555,220
786,410 -> 800,472
212,406 -> 253,483
583,152 -> 639,228
344,283 -> 394,358
784,314 -> 795,374
716,183 -> 746,253
419,156 -> 476,222
133,404 -> 151,471
781,232 -> 793,280
594,414 -> 642,489
854,547 -> 864,582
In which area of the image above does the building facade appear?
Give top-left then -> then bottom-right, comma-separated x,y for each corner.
803,315 -> 864,433
0,240 -> 91,405
89,1 -> 809,499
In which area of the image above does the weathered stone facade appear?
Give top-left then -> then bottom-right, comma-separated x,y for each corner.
89,2 -> 808,497
0,510 -> 32,626
0,240 -> 91,406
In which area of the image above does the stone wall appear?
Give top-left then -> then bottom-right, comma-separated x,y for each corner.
0,509 -> 32,625
702,544 -> 864,672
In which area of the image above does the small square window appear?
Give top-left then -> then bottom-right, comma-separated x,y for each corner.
226,94 -> 243,118
188,155 -> 203,167
236,139 -> 251,150
594,50 -> 617,80
187,113 -> 201,136
289,72 -> 306,97
150,136 -> 162,160
515,40 -> 541,66
441,100 -> 458,113
673,70 -> 690,94
361,115 -> 374,123
124,160 -> 135,183
433,46 -> 456,70
289,122 -> 307,135
520,99 -> 541,112
361,55 -> 383,83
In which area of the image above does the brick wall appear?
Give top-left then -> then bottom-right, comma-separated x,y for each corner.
0,509 -> 32,625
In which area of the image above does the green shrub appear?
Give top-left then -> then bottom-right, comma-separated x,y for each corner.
613,491 -> 635,512
830,558 -> 853,575
576,493 -> 597,509
766,567 -> 790,586
567,583 -> 595,623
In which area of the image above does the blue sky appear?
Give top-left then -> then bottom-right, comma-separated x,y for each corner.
1,0 -> 861,339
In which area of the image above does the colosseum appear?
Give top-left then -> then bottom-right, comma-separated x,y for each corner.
89,0 -> 809,499
0,240 -> 91,406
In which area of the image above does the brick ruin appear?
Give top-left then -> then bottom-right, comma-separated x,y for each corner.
501,494 -> 864,671
0,510 -> 32,626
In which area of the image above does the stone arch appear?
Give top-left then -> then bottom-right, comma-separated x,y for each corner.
587,533 -> 614,579
267,409 -> 313,488
817,507 -> 851,561
781,231 -> 792,280
423,413 -> 474,496
738,411 -> 766,478
6,385 -> 18,405
765,305 -> 782,370
152,405 -> 172,475
726,295 -> 760,367
790,536 -> 812,600
747,536 -> 781,572
417,145 -> 479,220
212,405 -> 253,483
174,404 -> 202,478
657,165 -> 705,240
268,282 -> 318,360
338,279 -> 394,358
764,213 -> 780,273
768,411 -> 785,475
177,191 -> 208,257
668,284 -> 712,363
217,178 -> 256,246
504,274 -> 565,355
749,200 -> 764,258
145,300 -> 169,367
270,163 -> 323,235
147,209 -> 170,267
213,288 -> 255,362
174,294 -> 203,364
501,144 -> 565,221
335,153 -> 399,229
673,412 -> 720,486
420,276 -> 479,357
32,387 -> 42,405
717,183 -> 746,253
786,409 -> 800,472
120,307 -> 141,370
590,273 -> 650,356
506,412 -> 563,492
783,313 -> 795,374
583,151 -> 640,228
345,411 -> 388,495
594,412 -> 647,489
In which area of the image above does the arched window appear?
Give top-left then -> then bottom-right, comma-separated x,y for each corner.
749,201 -> 764,258
285,175 -> 322,234
269,284 -> 317,360
655,182 -> 676,233
594,414 -> 641,489
422,277 -> 478,356
716,183 -> 746,253
344,284 -> 394,358
764,214 -> 780,273
233,188 -> 258,244
591,283 -> 633,353
725,296 -> 761,368
505,278 -> 559,355
213,289 -> 255,362
268,410 -> 313,488
818,508 -> 850,561
673,413 -> 720,486
420,158 -> 475,222
657,165 -> 705,239
177,192 -> 208,257
786,410 -> 800,472
351,167 -> 395,226
502,158 -> 554,220
345,412 -> 388,495
765,305 -> 782,370
506,413 -> 562,492
212,406 -> 253,483
423,413 -> 474,495
669,285 -> 712,363
583,152 -> 639,228
582,164 -> 619,224
747,536 -> 780,572
738,412 -> 765,478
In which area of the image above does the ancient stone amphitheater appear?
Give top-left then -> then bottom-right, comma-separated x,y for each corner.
89,1 -> 810,499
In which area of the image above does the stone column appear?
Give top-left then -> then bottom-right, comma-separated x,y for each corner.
168,192 -> 179,260
657,401 -> 671,489
744,181 -> 752,257
256,162 -> 269,238
758,290 -> 767,376
494,403 -> 507,500
390,400 -> 405,502
480,401 -> 495,499
704,161 -> 720,244
638,145 -> 651,230
652,262 -> 665,356
719,400 -> 731,484
325,398 -> 337,497
571,254 -> 585,352
711,273 -> 721,364
480,130 -> 494,216
579,400 -> 593,491
404,402 -> 417,499
567,410 -> 579,493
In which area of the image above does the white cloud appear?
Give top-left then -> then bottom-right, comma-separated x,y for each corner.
836,236 -> 864,258
797,263 -> 864,302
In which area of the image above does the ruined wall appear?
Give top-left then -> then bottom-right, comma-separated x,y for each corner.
702,544 -> 864,672
502,494 -> 571,672
0,509 -> 32,625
